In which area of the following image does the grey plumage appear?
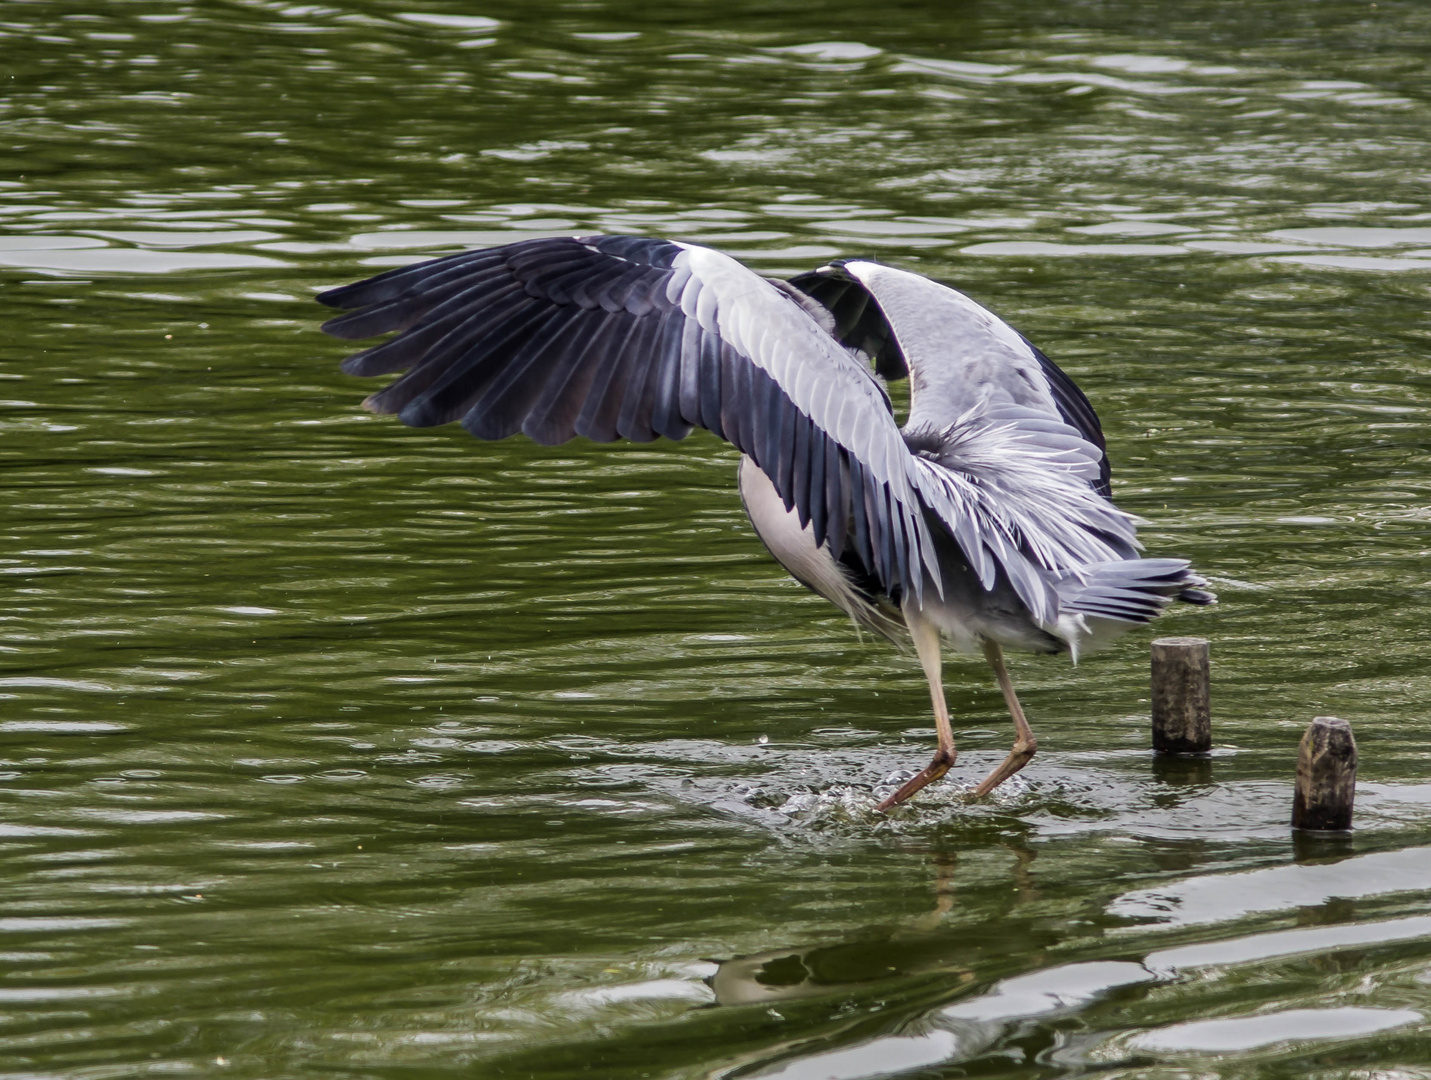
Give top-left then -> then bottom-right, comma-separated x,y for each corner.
318,234 -> 1213,806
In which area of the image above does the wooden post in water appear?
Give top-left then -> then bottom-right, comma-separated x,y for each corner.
1150,637 -> 1212,755
1291,716 -> 1357,832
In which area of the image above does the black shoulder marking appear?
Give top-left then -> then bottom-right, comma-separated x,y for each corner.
786,267 -> 909,381
1021,336 -> 1111,498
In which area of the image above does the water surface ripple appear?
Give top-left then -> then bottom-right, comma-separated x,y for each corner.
3,1 -> 1431,1076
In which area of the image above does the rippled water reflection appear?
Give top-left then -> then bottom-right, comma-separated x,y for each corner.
4,1 -> 1431,1076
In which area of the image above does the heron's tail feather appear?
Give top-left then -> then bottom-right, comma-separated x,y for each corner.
1053,558 -> 1206,625
1046,558 -> 1211,661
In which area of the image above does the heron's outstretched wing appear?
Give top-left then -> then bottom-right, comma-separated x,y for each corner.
787,262 -> 1110,496
788,261 -> 1148,625
318,235 -> 940,602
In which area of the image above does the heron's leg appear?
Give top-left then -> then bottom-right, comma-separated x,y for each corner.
875,614 -> 955,812
971,641 -> 1039,797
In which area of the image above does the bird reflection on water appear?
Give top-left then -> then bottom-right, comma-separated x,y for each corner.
707,851 -> 977,1007
318,235 -> 1213,807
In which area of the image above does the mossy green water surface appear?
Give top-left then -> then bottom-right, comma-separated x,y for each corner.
4,2 -> 1431,1076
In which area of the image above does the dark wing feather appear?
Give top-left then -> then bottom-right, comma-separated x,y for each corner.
1020,336 -> 1110,497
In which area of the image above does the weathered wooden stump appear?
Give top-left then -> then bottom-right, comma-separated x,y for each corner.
1291,716 -> 1357,832
1150,637 -> 1211,755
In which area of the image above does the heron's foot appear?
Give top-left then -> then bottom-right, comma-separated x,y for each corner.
875,747 -> 956,813
969,734 -> 1038,799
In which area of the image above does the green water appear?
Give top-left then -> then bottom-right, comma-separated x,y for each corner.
4,1 -> 1431,1076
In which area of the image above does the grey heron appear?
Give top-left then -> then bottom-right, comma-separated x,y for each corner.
317,235 -> 1213,810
